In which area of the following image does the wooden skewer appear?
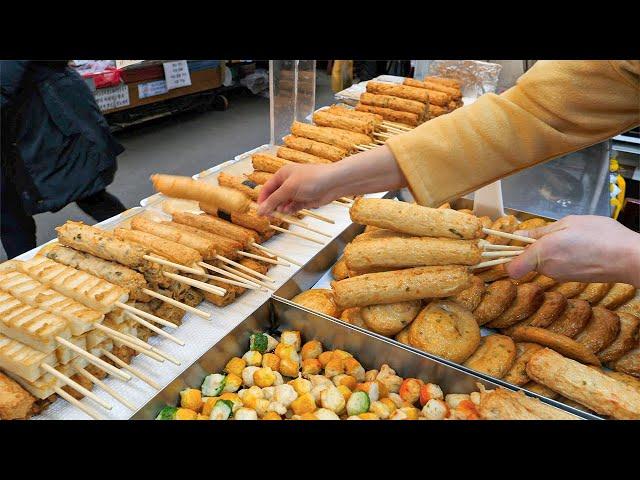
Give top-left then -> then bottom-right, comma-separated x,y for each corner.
273,213 -> 332,238
115,301 -> 177,329
97,329 -> 165,363
41,364 -> 112,410
100,349 -> 160,390
142,288 -> 211,319
339,197 -> 354,204
270,224 -> 326,245
163,272 -> 226,297
221,265 -> 275,291
94,322 -> 180,365
381,125 -> 405,134
251,242 -> 303,267
331,200 -> 351,207
299,209 -> 334,224
373,139 -> 386,145
237,250 -> 290,266
216,255 -> 275,282
482,244 -> 525,251
481,250 -> 523,258
124,311 -> 185,346
202,272 -> 260,290
54,386 -> 104,420
355,145 -> 373,151
373,131 -> 394,139
470,257 -> 514,270
383,121 -> 412,131
144,254 -> 204,275
75,365 -> 136,411
198,262 -> 263,289
55,336 -> 130,382
482,228 -> 536,244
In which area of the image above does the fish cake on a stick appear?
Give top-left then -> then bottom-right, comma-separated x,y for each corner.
292,289 -> 341,318
527,348 -> 640,419
113,228 -> 202,266
150,174 -> 250,213
171,212 -> 259,248
349,198 -> 482,240
276,146 -> 332,165
546,299 -> 592,338
366,81 -> 430,104
217,172 -> 261,200
510,326 -> 601,365
245,171 -> 274,185
424,76 -> 462,89
359,92 -> 428,117
282,135 -> 347,162
476,386 -> 575,420
251,153 -> 294,173
574,307 -> 620,353
332,265 -> 471,309
312,110 -> 374,135
291,121 -> 372,150
598,312 -> 640,363
355,104 -> 420,127
475,264 -> 509,282
463,334 -> 516,379
161,221 -> 243,260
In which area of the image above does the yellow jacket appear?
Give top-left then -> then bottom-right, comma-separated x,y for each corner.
386,60 -> 640,207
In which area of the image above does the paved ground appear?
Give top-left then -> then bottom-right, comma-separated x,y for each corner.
1,70 -> 336,260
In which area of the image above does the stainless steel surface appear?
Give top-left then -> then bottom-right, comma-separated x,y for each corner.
133,297 -> 585,420
464,141 -> 612,219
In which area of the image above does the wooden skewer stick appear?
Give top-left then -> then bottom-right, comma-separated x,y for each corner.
482,244 -> 525,251
124,311 -> 185,346
251,242 -> 303,267
482,228 -> 536,244
237,250 -> 290,266
144,254 -> 204,275
338,197 -> 354,204
94,322 -> 180,364
299,209 -> 334,224
100,349 -> 160,390
41,364 -> 112,410
216,255 -> 275,282
273,213 -> 332,238
142,288 -> 211,319
162,272 -> 226,298
481,250 -> 523,258
373,131 -> 394,139
114,301 -> 177,329
355,145 -> 373,151
221,265 -> 275,291
381,125 -> 405,134
470,257 -> 514,270
270,224 -> 326,246
198,262 -> 263,289
75,365 -> 136,411
54,386 -> 104,420
373,139 -> 386,145
383,121 -> 412,131
202,272 -> 260,290
55,336 -> 130,382
331,200 -> 351,207
97,330 -> 165,363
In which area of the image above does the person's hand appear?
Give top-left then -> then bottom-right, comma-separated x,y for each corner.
506,215 -> 640,287
257,163 -> 340,216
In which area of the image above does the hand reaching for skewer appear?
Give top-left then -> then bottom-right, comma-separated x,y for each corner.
505,215 -> 640,287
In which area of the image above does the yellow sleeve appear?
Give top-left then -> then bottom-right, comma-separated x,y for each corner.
386,60 -> 640,207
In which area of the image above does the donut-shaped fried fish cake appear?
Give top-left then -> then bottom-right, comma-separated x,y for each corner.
462,334 -> 516,379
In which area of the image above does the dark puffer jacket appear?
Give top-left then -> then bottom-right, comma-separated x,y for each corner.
1,61 -> 124,214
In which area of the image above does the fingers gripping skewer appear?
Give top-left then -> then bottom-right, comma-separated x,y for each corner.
101,349 -> 160,390
251,242 -> 303,267
75,366 -> 136,411
54,386 -> 104,420
124,311 -> 185,346
41,364 -> 112,410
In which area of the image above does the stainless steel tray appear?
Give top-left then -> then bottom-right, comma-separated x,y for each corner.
132,297 -> 584,419
272,205 -> 601,419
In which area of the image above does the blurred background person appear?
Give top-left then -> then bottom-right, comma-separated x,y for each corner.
1,60 -> 126,258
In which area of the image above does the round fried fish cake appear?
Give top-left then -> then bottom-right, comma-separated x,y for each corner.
486,283 -> 544,329
361,301 -> 422,336
610,342 -> 640,378
551,282 -> 588,299
546,299 -> 592,338
502,342 -> 544,386
510,326 -> 601,366
408,300 -> 481,363
292,289 -> 341,318
450,275 -> 485,311
395,325 -> 411,345
574,306 -> 620,353
340,307 -> 366,329
473,280 -> 517,326
531,274 -> 558,291
331,257 -> 350,281
598,283 -> 636,310
576,283 -> 613,304
476,264 -> 509,282
526,291 -> 568,328
597,312 -> 640,364
463,334 -> 516,379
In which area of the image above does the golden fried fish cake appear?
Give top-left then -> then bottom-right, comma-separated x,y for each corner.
531,274 -> 558,291
616,289 -> 640,318
510,218 -> 546,246
525,291 -> 568,328
339,307 -> 366,329
574,306 -> 620,353
463,334 -> 516,379
556,396 -> 597,415
546,299 -> 592,338
502,342 -> 544,386
576,283 -> 613,304
361,301 -> 422,336
551,282 -> 588,299
395,325 -> 411,345
477,216 -> 493,238
331,257 -> 350,281
450,275 -> 485,311
473,280 -> 517,326
610,340 -> 640,378
597,312 -> 640,363
510,326 -> 601,366
476,264 -> 509,282
598,283 -> 636,310
602,370 -> 640,394
408,300 -> 481,363
511,271 -> 539,285
485,215 -> 519,246
486,283 -> 544,329
292,289 -> 341,318
523,381 -> 560,400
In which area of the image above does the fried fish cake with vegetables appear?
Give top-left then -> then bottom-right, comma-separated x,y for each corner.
546,299 -> 592,338
598,312 -> 640,363
463,335 -> 516,379
574,307 -> 620,353
502,343 -> 544,386
408,300 -> 481,363
473,280 -> 517,326
292,289 -> 341,318
361,300 -> 422,336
